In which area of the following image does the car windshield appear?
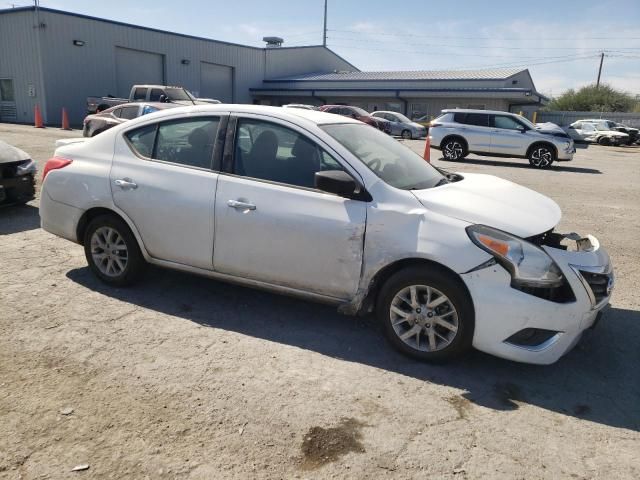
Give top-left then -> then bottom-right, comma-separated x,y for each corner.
165,88 -> 194,101
322,123 -> 445,190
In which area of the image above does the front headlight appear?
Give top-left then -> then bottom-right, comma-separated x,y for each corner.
16,159 -> 37,176
466,225 -> 563,287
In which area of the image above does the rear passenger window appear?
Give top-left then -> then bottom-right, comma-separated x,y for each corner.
125,117 -> 220,169
119,106 -> 139,120
126,124 -> 156,158
465,113 -> 489,127
453,112 -> 488,126
155,118 -> 219,169
234,118 -> 344,189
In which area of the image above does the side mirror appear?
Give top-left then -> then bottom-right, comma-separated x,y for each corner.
315,170 -> 369,200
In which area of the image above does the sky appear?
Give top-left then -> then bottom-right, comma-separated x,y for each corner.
15,0 -> 640,97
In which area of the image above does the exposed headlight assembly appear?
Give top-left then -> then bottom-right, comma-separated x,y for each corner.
466,225 -> 563,288
16,159 -> 37,176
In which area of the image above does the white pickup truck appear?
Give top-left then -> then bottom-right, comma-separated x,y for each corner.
86,85 -> 220,114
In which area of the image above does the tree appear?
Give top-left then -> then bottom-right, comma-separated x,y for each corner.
546,84 -> 636,112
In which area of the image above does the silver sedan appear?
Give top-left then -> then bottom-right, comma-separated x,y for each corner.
371,111 -> 427,139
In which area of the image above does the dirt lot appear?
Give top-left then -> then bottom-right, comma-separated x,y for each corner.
1,123 -> 639,479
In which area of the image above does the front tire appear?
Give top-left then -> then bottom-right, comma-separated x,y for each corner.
598,136 -> 611,146
84,214 -> 145,286
528,144 -> 555,169
441,138 -> 467,161
401,129 -> 413,140
376,267 -> 474,362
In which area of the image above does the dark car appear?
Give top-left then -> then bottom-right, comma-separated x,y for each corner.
82,102 -> 177,137
319,105 -> 391,134
0,140 -> 36,206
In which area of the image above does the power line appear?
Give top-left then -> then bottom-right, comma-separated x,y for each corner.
327,28 -> 640,41
327,34 -> 640,51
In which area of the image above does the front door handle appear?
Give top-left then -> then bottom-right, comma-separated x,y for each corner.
114,178 -> 138,190
227,199 -> 256,211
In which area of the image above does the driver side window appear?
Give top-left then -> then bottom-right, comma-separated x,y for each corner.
233,118 -> 345,189
494,115 -> 525,131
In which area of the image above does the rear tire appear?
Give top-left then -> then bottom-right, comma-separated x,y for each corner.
441,137 -> 467,161
83,214 -> 145,286
376,267 -> 474,362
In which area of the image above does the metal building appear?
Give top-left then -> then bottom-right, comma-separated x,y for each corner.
0,6 -> 546,126
0,6 -> 356,125
251,69 -> 548,119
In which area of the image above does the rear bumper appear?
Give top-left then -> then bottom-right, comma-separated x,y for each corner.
39,190 -> 83,243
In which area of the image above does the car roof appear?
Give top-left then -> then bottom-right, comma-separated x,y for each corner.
441,109 -> 514,115
119,104 -> 362,127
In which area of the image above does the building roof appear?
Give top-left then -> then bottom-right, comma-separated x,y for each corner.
265,68 -> 527,82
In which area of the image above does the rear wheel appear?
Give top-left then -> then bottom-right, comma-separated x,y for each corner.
528,144 -> 555,169
84,214 -> 145,286
376,267 -> 474,362
441,138 -> 467,161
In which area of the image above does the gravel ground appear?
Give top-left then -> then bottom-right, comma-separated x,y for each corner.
1,123 -> 639,479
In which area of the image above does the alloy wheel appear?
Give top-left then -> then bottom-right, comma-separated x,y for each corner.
90,226 -> 129,277
530,147 -> 553,168
389,285 -> 459,352
443,141 -> 464,160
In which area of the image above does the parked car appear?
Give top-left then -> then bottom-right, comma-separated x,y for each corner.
83,102 -> 177,137
282,104 -> 319,111
87,85 -> 220,114
319,105 -> 391,134
429,109 -> 575,169
0,140 -> 36,206
371,111 -> 427,139
576,119 -> 638,145
565,121 -> 629,146
39,105 -> 614,365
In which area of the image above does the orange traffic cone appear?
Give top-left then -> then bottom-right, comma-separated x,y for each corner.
61,108 -> 71,130
34,104 -> 44,128
423,135 -> 431,163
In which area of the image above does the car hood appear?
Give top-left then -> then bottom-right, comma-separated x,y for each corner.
411,173 -> 561,237
0,140 -> 30,164
535,122 -> 565,134
409,122 -> 426,130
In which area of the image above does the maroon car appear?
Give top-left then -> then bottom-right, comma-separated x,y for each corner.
82,102 -> 177,137
319,105 -> 391,134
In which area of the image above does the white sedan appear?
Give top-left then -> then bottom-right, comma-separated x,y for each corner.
40,105 -> 613,364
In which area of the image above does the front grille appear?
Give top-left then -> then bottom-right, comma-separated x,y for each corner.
0,160 -> 29,179
579,270 -> 611,305
526,229 -> 567,250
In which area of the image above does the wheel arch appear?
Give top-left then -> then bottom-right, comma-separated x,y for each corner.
76,206 -> 150,259
357,257 -> 474,317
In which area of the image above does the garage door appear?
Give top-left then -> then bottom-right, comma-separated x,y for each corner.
200,62 -> 233,103
115,47 -> 165,98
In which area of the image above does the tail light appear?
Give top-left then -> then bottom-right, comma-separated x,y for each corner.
42,157 -> 72,181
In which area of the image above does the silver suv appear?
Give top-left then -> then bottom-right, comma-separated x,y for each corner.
429,109 -> 575,169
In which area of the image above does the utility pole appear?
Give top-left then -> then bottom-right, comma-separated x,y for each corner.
596,52 -> 604,88
323,0 -> 328,47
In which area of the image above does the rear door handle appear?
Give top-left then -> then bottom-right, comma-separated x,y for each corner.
227,199 -> 256,210
114,178 -> 138,190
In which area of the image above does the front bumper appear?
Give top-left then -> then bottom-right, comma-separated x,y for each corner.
0,173 -> 36,205
461,234 -> 612,364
